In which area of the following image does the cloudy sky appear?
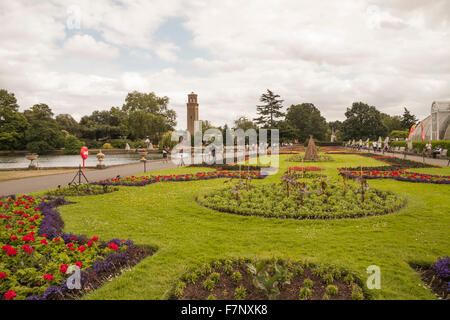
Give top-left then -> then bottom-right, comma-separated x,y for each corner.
1,0 -> 449,129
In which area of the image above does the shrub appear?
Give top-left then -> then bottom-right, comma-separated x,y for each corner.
102,143 -> 113,149
303,279 -> 313,288
234,286 -> 246,300
323,274 -> 334,285
326,285 -> 338,296
232,271 -> 242,283
294,265 -> 304,276
45,184 -> 118,197
351,285 -> 364,300
390,130 -> 409,139
63,135 -> 84,155
203,279 -> 215,291
299,287 -> 312,300
173,281 -> 186,298
322,293 -> 330,300
223,262 -> 233,275
206,294 -> 216,300
344,274 -> 354,285
210,272 -> 220,283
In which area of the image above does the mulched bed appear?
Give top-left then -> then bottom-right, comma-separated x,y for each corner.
416,267 -> 449,300
173,260 -> 366,300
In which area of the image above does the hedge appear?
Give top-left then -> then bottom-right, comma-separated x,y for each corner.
390,140 -> 450,154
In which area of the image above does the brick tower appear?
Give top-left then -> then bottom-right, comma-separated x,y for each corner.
187,92 -> 199,136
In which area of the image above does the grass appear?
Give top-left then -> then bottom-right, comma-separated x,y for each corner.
31,153 -> 449,300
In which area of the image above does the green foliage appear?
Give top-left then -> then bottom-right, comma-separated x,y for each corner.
303,278 -> 313,288
286,103 -> 328,142
0,90 -> 29,150
206,294 -> 216,300
342,102 -> 388,140
390,130 -> 409,139
323,273 -> 334,285
253,89 -> 285,128
45,184 -> 118,197
198,178 -> 406,220
102,143 -> 113,149
294,265 -> 304,276
63,135 -> 84,155
299,287 -> 312,300
246,261 -> 291,300
351,285 -> 364,300
24,104 -> 65,154
173,281 -> 186,298
326,285 -> 338,296
401,108 -> 418,130
160,131 -> 178,150
210,272 -> 220,283
202,279 -> 215,291
234,286 -> 247,300
231,271 -> 242,283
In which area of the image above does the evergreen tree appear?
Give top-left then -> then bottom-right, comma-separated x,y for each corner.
253,89 -> 285,128
401,108 -> 418,130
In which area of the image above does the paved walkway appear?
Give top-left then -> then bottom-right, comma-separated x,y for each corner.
349,148 -> 450,167
0,160 -> 177,195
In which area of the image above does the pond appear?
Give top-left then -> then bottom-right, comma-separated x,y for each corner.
0,153 -> 162,169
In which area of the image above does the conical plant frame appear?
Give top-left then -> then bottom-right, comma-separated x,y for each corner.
304,136 -> 319,161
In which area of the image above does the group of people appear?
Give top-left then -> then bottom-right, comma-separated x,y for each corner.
425,142 -> 443,158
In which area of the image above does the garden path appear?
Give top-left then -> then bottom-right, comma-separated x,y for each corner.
0,160 -> 177,195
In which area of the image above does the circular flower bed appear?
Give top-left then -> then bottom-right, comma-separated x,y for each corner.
290,166 -> 324,171
172,258 -> 366,300
287,154 -> 334,162
197,179 -> 405,219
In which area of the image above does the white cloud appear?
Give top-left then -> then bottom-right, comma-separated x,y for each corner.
0,0 -> 449,131
63,34 -> 119,59
154,42 -> 180,62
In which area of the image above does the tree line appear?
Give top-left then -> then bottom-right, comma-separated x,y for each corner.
0,89 -> 176,154
229,89 -> 418,143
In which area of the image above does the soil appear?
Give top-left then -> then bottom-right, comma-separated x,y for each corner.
417,268 -> 449,300
178,263 -> 360,300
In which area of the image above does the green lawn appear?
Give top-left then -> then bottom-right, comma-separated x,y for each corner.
36,153 -> 449,300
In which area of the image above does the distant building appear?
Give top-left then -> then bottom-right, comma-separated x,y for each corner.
186,92 -> 199,136
410,101 -> 450,141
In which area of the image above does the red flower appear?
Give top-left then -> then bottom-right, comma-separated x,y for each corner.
40,239 -> 48,245
108,243 -> 119,250
43,274 -> 54,281
4,290 -> 16,300
75,261 -> 82,268
10,235 -> 18,241
54,237 -> 61,242
66,243 -> 74,248
22,244 -> 34,254
60,264 -> 68,273
87,240 -> 93,247
0,272 -> 7,279
78,246 -> 86,253
6,247 -> 18,256
91,236 -> 99,242
22,234 -> 35,242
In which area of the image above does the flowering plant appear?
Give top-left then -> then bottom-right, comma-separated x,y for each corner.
340,169 -> 450,184
0,195 -> 150,300
92,171 -> 267,187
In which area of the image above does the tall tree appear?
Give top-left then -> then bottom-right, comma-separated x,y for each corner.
0,89 -> 29,150
122,91 -> 176,129
342,102 -> 388,140
253,89 -> 285,128
401,108 -> 418,130
56,114 -> 79,136
24,104 -> 65,154
285,103 -> 328,142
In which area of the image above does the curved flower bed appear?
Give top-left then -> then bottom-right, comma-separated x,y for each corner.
172,258 -> 367,300
45,184 -> 118,197
414,256 -> 449,300
92,171 -> 267,187
0,195 -> 155,300
287,154 -> 334,162
341,170 -> 450,185
290,166 -> 324,171
197,180 -> 405,220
